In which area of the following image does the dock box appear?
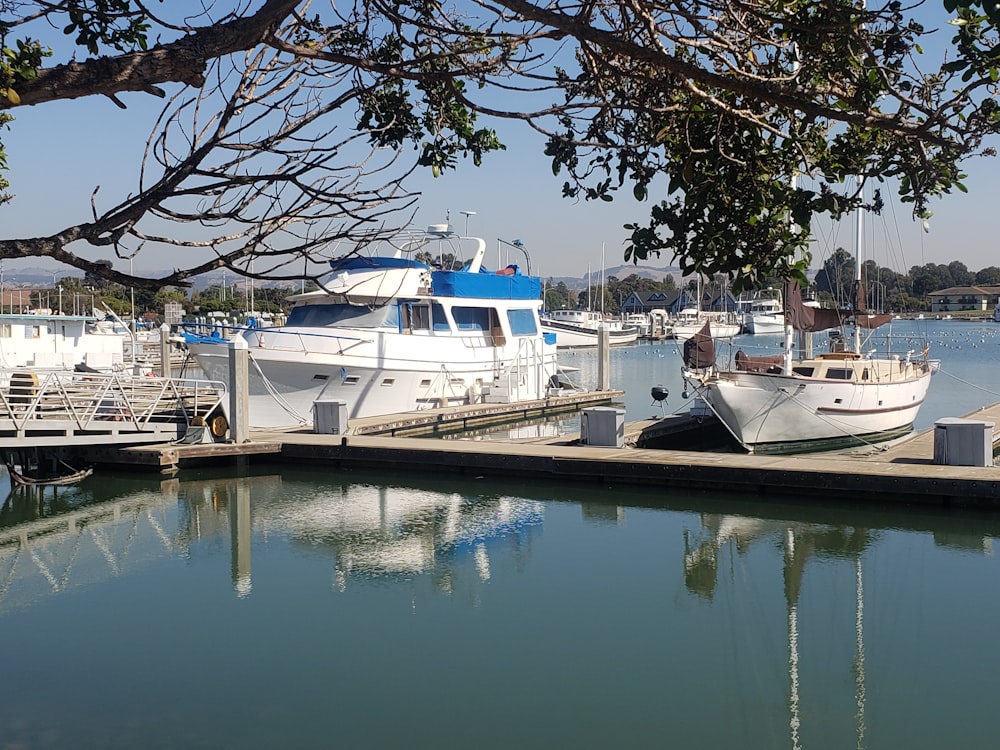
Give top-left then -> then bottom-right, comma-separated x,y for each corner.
313,398 -> 348,435
581,407 -> 626,448
933,418 -> 995,467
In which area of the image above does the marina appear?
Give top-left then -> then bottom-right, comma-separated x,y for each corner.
1,320 -> 999,749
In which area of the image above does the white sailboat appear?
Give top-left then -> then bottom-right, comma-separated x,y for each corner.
671,277 -> 741,340
684,187 -> 935,454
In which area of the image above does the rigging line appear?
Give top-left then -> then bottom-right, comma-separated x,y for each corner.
933,366 -> 1000,399
246,352 -> 309,425
761,379 -> 910,452
680,375 -> 751,450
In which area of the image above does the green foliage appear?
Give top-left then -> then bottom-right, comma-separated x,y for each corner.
540,0 -> 997,292
61,0 -> 150,55
325,10 -> 506,179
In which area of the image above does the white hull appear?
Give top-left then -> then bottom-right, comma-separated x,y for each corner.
190,327 -> 558,428
539,320 -> 638,348
744,314 -> 785,335
672,320 -> 741,340
703,355 -> 933,452
186,228 -> 563,429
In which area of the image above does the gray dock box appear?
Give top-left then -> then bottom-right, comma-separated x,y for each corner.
313,398 -> 348,435
581,407 -> 626,448
933,418 -> 994,467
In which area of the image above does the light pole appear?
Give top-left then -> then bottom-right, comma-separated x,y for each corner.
460,210 -> 476,236
497,238 -> 531,276
129,256 -> 136,333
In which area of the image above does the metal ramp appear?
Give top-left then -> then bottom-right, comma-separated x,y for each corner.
0,370 -> 227,447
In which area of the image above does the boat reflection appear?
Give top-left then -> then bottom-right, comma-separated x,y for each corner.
0,471 -> 544,611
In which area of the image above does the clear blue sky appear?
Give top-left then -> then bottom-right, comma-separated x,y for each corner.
2,2 -> 998,282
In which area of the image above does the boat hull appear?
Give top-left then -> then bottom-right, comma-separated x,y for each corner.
744,314 -> 785,335
703,363 -> 933,453
672,321 -> 741,340
189,328 -> 559,428
540,320 -> 638,348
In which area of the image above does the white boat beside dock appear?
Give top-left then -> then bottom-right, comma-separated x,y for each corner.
187,224 -> 574,428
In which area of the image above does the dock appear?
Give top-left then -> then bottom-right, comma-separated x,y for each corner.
68,397 -> 1000,508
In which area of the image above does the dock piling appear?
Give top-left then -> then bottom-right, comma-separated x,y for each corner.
228,338 -> 249,443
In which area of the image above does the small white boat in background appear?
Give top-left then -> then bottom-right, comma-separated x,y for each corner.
540,309 -> 639,348
738,289 -> 784,335
670,308 -> 741,341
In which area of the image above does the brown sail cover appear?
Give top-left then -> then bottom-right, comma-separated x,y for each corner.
853,279 -> 893,329
783,280 -> 843,332
683,320 -> 716,368
735,350 -> 784,372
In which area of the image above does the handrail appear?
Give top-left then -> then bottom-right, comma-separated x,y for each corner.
0,370 -> 226,433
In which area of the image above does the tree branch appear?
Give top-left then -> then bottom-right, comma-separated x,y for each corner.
1,0 -> 300,110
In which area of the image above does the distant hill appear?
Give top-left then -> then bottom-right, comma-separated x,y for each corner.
545,264 -> 681,290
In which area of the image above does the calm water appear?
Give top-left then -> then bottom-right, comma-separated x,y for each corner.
2,319 -> 1000,749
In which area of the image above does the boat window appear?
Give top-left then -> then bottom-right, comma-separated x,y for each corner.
452,306 -> 490,331
285,303 -> 398,329
381,378 -> 395,387
343,376 -> 360,385
791,366 -> 815,377
409,304 -> 431,331
432,304 -> 450,331
419,379 -> 431,387
0,324 -> 10,338
862,368 -> 870,381
826,368 -> 854,380
27,325 -> 41,339
507,308 -> 538,336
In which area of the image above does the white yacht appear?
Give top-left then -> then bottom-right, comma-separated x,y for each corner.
739,289 -> 784,335
540,309 -> 639,347
186,225 -> 568,428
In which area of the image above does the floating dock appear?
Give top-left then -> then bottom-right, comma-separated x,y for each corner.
68,397 -> 1000,508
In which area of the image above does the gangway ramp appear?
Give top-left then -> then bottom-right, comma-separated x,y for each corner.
0,369 -> 226,447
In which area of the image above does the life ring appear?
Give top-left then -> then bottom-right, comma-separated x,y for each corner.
209,414 -> 229,438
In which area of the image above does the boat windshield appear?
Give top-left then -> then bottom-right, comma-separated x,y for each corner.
285,303 -> 399,329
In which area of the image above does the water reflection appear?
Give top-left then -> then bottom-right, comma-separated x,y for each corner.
5,470 -> 1000,749
0,471 -> 546,611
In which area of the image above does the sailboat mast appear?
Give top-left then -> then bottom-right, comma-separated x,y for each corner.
601,243 -> 606,316
854,179 -> 864,354
782,174 -> 797,375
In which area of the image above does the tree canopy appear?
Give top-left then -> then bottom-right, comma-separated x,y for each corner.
2,0 -> 999,291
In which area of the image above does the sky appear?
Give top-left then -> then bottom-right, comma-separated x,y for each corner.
2,2 -> 999,283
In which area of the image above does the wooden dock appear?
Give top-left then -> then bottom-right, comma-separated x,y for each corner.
72,398 -> 1000,508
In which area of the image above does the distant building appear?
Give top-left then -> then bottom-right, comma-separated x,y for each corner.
620,289 -> 738,315
927,286 -> 1000,313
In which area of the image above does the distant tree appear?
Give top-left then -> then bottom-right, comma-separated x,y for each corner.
948,261 -> 975,286
975,267 -> 1000,285
544,280 -> 575,311
910,263 -> 955,298
815,249 -> 856,307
